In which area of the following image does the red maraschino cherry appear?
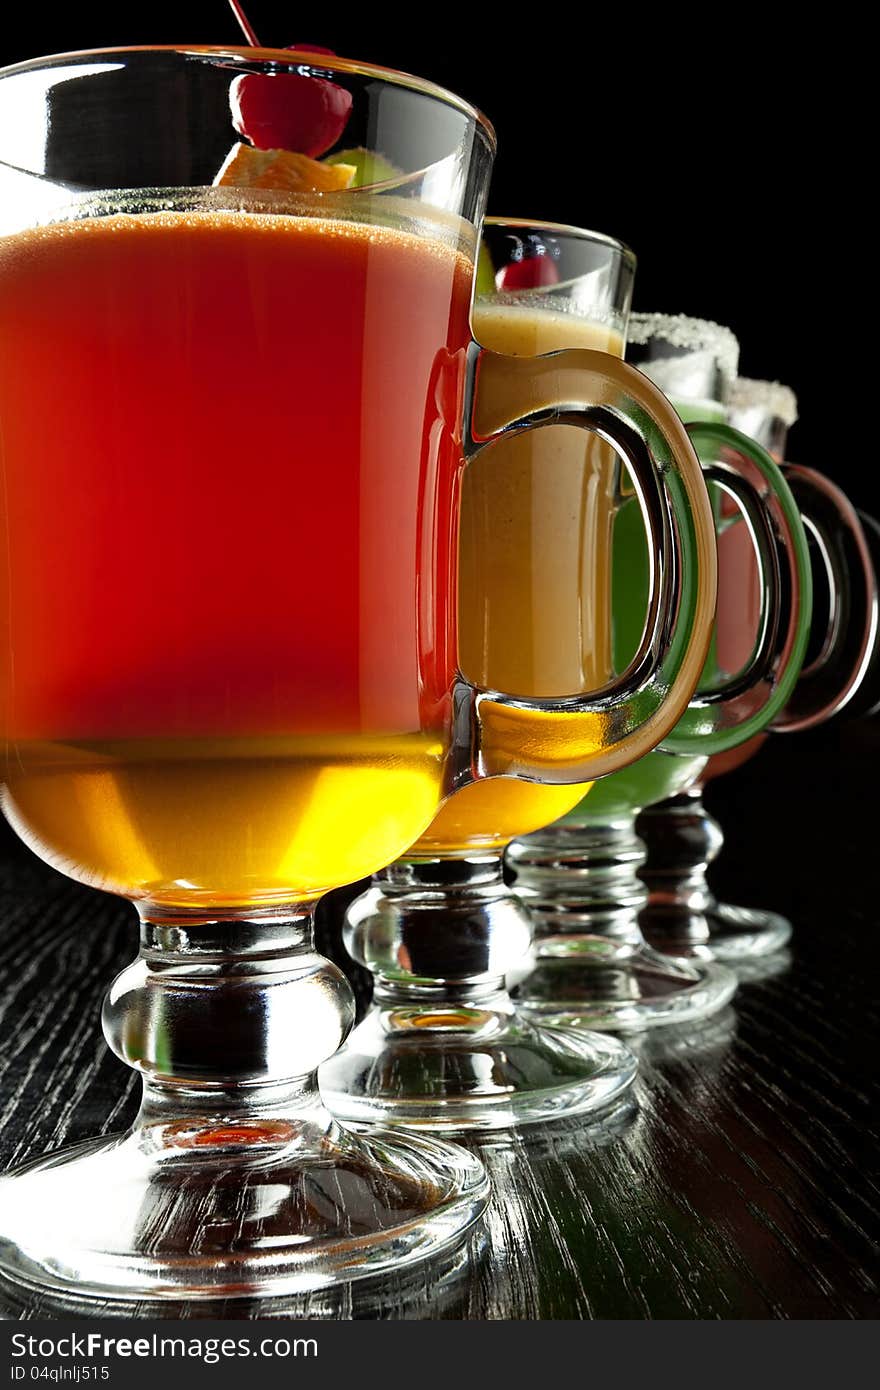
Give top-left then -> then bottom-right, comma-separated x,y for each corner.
226,4 -> 353,157
230,69 -> 353,156
495,253 -> 561,291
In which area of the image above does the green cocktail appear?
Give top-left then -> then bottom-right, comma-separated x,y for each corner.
509,315 -> 812,1031
560,395 -> 726,829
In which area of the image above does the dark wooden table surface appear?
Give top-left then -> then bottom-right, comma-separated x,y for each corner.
0,721 -> 877,1320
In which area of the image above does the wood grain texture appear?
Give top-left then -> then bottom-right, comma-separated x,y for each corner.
0,721 -> 878,1319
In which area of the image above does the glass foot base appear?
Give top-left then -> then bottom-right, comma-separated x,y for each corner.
632,1005 -> 737,1069
0,1106 -> 488,1302
0,1228 -> 483,1321
515,937 -> 737,1032
319,1004 -> 637,1132
705,902 -> 792,960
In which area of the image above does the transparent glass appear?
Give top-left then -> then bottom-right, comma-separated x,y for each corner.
627,312 -> 739,411
640,378 -> 880,960
322,237 -> 725,1130
728,376 -> 798,461
510,317 -> 813,1027
0,54 -> 718,1296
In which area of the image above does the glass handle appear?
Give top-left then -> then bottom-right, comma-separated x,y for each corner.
772,465 -> 879,731
693,461 -> 785,706
660,422 -> 813,756
458,344 -> 717,783
848,509 -> 880,718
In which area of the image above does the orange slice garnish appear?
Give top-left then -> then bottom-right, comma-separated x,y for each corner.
213,143 -> 357,192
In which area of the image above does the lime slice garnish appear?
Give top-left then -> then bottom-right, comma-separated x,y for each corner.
325,147 -> 405,189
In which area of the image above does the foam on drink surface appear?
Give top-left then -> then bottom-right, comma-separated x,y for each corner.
474,297 -> 624,356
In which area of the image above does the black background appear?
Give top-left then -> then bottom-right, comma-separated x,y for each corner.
0,3 -> 871,510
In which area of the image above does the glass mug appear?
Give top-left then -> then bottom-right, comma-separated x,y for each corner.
0,51 -> 717,1300
639,377 -> 880,961
509,315 -> 814,1030
322,255 -> 801,1129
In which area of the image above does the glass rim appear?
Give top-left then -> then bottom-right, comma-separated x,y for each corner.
484,216 -> 637,270
0,44 -> 498,154
628,311 -> 739,378
729,376 -> 798,426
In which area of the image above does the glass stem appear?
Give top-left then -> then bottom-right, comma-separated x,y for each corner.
345,855 -> 531,1011
635,789 -> 724,950
506,818 -> 648,948
102,906 -> 355,1139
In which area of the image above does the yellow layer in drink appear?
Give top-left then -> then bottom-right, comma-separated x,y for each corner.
3,734 -> 444,909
